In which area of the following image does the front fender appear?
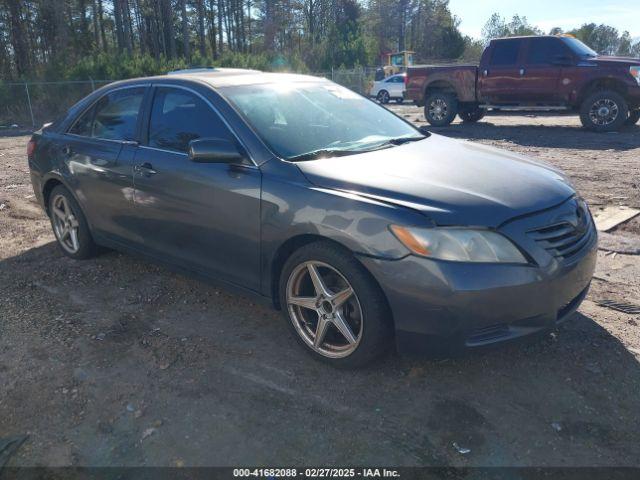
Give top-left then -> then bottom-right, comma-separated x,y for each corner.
259,162 -> 431,296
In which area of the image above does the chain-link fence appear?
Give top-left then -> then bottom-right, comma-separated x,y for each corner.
0,80 -> 115,129
0,69 -> 381,130
314,67 -> 378,96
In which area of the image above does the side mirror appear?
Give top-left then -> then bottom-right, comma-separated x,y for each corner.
188,138 -> 244,163
551,54 -> 573,66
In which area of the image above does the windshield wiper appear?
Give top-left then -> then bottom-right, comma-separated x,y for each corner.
287,136 -> 427,161
388,136 -> 426,145
364,136 -> 427,150
287,148 -> 361,162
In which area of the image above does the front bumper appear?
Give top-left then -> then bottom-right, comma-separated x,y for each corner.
358,200 -> 598,356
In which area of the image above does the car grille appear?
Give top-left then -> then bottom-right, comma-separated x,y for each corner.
527,201 -> 595,260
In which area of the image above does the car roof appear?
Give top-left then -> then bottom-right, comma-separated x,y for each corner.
108,68 -> 328,89
492,35 -> 564,41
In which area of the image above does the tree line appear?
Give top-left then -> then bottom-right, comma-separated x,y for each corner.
0,0 -> 638,81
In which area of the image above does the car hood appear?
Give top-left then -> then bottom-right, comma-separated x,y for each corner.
295,134 -> 575,227
593,55 -> 640,66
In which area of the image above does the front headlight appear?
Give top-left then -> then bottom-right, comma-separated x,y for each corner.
390,226 -> 528,264
631,66 -> 640,86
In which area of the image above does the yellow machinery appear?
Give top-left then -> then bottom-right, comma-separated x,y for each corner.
383,51 -> 415,77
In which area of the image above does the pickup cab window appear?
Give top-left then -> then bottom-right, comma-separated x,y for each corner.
526,38 -> 570,64
490,40 -> 522,66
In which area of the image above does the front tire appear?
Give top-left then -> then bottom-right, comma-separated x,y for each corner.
279,242 -> 392,368
579,90 -> 629,132
424,92 -> 458,126
48,185 -> 98,260
626,110 -> 640,126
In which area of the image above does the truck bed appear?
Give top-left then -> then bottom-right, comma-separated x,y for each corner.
406,64 -> 479,104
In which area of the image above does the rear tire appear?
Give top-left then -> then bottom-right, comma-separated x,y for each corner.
376,90 -> 390,104
48,185 -> 98,260
579,90 -> 629,132
279,241 -> 392,368
424,92 -> 458,126
626,110 -> 640,126
458,107 -> 485,123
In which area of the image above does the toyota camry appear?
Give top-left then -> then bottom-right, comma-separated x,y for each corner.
27,69 -> 597,367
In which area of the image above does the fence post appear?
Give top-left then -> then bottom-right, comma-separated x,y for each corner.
24,83 -> 36,128
331,67 -> 334,81
90,77 -> 95,91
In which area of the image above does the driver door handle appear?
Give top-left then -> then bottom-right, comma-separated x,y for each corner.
519,68 -> 526,76
134,162 -> 157,176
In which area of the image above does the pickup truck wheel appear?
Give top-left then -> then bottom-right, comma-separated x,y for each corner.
377,90 -> 390,104
579,90 -> 629,132
626,110 -> 640,126
459,108 -> 485,123
424,92 -> 458,126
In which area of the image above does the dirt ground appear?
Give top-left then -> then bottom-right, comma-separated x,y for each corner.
1,110 -> 639,468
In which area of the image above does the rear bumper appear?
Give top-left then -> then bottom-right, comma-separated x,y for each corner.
358,222 -> 597,356
29,169 -> 45,210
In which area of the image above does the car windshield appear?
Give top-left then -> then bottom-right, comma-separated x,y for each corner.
219,81 -> 425,160
562,37 -> 598,58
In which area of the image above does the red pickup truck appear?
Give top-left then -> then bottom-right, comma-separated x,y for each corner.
406,35 -> 640,131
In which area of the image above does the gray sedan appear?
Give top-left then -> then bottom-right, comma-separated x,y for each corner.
27,69 -> 597,367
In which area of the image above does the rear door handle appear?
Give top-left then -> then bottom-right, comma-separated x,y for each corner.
483,69 -> 489,77
519,68 -> 526,76
134,162 -> 157,176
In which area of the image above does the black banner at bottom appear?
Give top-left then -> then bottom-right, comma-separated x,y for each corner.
2,467 -> 640,480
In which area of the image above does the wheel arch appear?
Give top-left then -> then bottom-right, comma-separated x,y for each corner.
41,175 -> 92,231
269,234 -> 393,324
424,80 -> 459,100
42,176 -> 67,217
577,77 -> 629,105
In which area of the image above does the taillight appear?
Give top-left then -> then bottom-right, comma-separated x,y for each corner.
27,138 -> 36,158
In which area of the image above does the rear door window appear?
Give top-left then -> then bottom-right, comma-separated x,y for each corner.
147,87 -> 233,153
490,40 -> 522,66
69,87 -> 146,141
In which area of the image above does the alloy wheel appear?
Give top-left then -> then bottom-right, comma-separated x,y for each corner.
589,98 -> 619,126
428,98 -> 448,121
51,194 -> 81,254
377,91 -> 390,104
286,261 -> 363,358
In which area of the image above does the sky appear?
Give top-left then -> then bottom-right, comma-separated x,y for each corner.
448,0 -> 640,40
